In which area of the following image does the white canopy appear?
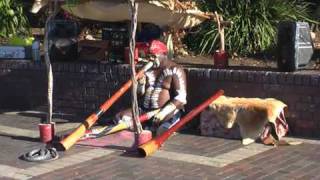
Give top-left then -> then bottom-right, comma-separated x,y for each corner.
61,0 -> 208,29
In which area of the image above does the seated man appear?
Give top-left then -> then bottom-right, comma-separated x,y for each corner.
83,40 -> 187,138
116,40 -> 187,136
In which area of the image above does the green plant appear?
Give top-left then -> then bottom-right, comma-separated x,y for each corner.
0,0 -> 30,38
185,0 -> 317,56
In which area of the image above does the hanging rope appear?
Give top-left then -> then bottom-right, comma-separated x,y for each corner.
129,0 -> 143,134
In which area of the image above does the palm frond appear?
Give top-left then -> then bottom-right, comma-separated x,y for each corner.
185,0 -> 317,56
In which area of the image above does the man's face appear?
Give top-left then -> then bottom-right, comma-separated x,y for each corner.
148,54 -> 161,68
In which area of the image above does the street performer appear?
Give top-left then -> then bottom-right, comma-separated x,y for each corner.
83,40 -> 187,138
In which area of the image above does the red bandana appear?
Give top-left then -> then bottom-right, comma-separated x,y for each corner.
148,40 -> 168,55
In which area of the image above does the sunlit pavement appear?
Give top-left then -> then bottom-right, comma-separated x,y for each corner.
0,113 -> 320,180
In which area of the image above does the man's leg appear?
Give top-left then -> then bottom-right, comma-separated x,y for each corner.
156,111 -> 181,136
82,108 -> 134,139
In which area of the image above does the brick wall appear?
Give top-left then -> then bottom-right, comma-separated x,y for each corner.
0,61 -> 319,138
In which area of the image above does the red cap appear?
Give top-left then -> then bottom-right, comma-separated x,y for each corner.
148,40 -> 168,55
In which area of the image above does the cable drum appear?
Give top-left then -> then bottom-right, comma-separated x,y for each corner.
22,147 -> 59,162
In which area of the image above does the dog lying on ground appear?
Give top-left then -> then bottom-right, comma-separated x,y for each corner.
200,96 -> 289,145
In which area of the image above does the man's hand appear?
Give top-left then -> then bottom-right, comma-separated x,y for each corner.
137,75 -> 146,95
153,103 -> 176,125
138,75 -> 146,85
153,111 -> 167,125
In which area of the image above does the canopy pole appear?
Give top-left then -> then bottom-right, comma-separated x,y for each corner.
128,0 -> 143,134
44,0 -> 59,124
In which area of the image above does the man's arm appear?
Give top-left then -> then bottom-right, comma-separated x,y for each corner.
154,66 -> 187,123
171,66 -> 187,109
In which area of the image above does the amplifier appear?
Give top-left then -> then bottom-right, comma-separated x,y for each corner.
277,21 -> 314,72
0,46 -> 32,59
48,20 -> 79,62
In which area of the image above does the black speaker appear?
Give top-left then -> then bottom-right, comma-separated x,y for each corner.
48,20 -> 79,61
277,21 -> 314,72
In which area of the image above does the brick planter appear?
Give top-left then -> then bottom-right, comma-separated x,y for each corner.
0,60 -> 319,138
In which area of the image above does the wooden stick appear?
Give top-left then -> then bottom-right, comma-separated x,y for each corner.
215,11 -> 225,52
129,0 -> 143,134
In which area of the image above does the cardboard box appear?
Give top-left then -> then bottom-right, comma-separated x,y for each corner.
78,40 -> 109,61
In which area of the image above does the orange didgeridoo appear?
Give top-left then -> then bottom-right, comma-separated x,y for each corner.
138,89 -> 224,157
60,62 -> 154,150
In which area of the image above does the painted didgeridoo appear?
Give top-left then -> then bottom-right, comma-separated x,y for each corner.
60,62 -> 154,150
138,89 -> 224,157
80,109 -> 160,139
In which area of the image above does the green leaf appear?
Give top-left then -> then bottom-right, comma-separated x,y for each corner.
184,0 -> 317,56
0,0 -> 29,37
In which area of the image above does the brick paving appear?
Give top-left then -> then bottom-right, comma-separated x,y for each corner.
0,113 -> 320,180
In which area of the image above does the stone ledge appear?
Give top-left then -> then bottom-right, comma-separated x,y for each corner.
0,61 -> 319,137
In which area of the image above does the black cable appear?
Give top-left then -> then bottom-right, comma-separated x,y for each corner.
21,147 -> 59,162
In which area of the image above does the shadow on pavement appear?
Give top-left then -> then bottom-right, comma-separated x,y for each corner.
0,133 -> 40,143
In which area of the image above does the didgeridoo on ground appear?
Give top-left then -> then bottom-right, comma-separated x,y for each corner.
81,109 -> 160,139
59,62 -> 154,151
138,89 -> 224,157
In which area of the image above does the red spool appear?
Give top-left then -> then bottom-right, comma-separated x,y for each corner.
39,123 -> 55,143
213,50 -> 228,68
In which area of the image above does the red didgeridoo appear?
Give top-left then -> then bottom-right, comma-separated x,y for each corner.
81,109 -> 160,138
60,62 -> 154,151
138,89 -> 224,157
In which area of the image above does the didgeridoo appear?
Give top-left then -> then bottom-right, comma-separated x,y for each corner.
59,62 -> 153,150
138,89 -> 224,157
81,109 -> 160,139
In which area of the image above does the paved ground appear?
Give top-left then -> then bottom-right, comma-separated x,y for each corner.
0,112 -> 320,180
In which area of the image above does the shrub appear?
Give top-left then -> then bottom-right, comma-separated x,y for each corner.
185,0 -> 317,56
0,0 -> 30,38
